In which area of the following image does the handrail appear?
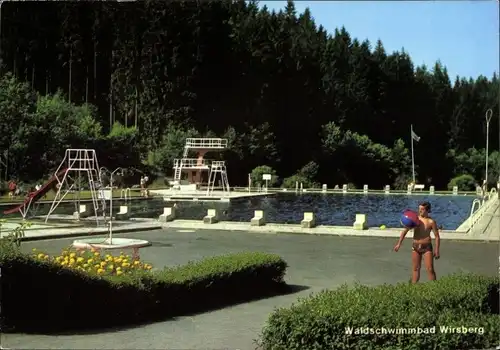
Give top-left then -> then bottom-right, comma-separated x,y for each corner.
173,158 -> 210,168
468,199 -> 482,231
470,199 -> 481,216
468,191 -> 498,233
120,188 -> 131,200
184,138 -> 228,149
211,161 -> 226,168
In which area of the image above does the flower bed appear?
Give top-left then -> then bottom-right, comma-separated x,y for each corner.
31,248 -> 153,276
1,247 -> 288,333
260,273 -> 500,350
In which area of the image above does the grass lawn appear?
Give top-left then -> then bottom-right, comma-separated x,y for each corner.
0,189 -> 146,203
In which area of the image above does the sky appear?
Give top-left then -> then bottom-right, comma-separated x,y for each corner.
258,1 -> 499,80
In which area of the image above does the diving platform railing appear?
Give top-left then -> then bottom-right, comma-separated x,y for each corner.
173,158 -> 210,169
184,138 -> 228,149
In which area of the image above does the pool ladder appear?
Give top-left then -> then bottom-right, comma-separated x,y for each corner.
468,188 -> 498,233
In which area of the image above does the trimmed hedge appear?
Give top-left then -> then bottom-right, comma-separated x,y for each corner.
261,273 -> 500,350
0,250 -> 288,333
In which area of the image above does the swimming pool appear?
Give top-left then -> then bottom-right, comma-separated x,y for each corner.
9,193 -> 475,230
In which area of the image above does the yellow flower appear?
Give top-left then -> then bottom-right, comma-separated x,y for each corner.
122,262 -> 130,268
77,257 -> 84,263
108,264 -> 114,270
55,256 -> 62,262
100,261 -> 106,267
69,258 -> 76,264
116,267 -> 121,271
87,258 -> 93,264
83,263 -> 89,268
116,270 -> 123,276
44,254 -> 49,260
97,268 -> 105,274
115,258 -> 122,264
94,252 -> 100,257
37,253 -> 44,259
145,265 -> 152,270
61,261 -> 67,266
69,252 -> 76,258
94,264 -> 100,269
133,260 -> 140,265
32,248 -> 37,252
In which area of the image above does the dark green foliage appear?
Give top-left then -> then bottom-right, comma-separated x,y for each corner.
447,174 -> 477,191
260,273 -> 500,350
0,250 -> 288,333
0,1 -> 499,187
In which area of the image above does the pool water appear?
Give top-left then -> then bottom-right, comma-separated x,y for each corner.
171,193 -> 475,230
5,193 -> 475,230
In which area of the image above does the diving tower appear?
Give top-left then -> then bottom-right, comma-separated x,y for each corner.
173,138 -> 228,186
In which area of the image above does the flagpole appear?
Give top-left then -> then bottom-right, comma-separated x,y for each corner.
411,125 -> 416,184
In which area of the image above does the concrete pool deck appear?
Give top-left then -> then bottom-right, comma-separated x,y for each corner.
151,188 -> 273,201
2,216 -> 497,242
3,228 -> 498,349
163,220 -> 500,241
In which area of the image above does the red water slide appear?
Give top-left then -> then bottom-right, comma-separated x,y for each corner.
3,168 -> 68,215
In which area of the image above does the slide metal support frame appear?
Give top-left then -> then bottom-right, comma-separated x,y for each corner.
17,197 -> 35,220
45,149 -> 104,225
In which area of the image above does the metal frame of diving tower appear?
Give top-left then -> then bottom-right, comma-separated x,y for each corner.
173,138 -> 229,187
45,149 -> 105,225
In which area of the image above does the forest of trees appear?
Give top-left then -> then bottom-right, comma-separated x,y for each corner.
0,0 -> 498,190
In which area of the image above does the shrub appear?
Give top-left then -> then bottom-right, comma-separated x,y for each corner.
447,174 -> 476,191
0,250 -> 288,333
251,165 -> 278,187
282,162 -> 321,189
282,174 -> 318,189
260,273 -> 500,350
0,220 -> 31,252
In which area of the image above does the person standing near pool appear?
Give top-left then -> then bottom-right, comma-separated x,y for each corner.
393,201 -> 440,283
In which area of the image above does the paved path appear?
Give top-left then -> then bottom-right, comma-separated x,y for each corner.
3,228 -> 498,349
